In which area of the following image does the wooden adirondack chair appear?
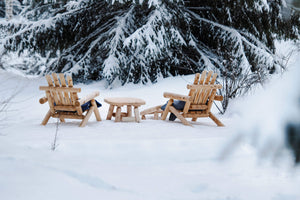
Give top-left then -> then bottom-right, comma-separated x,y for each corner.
161,71 -> 224,126
39,73 -> 101,127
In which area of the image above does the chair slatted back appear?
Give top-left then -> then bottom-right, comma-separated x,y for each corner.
41,73 -> 82,113
185,71 -> 221,113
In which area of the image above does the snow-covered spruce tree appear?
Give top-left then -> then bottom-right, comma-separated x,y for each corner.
185,0 -> 299,112
0,2 -> 5,19
0,0 -> 299,104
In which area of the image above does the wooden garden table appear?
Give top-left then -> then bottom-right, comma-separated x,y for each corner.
104,97 -> 146,122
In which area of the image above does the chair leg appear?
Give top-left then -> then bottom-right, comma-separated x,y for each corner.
127,105 -> 132,117
80,106 -> 95,127
134,106 -> 141,123
41,110 -> 51,125
115,107 -> 122,122
91,99 -> 101,121
209,112 -> 224,127
169,106 -> 192,126
161,99 -> 173,120
106,105 -> 114,120
154,112 -> 159,120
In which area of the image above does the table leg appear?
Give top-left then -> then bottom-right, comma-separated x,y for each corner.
127,105 -> 132,117
106,105 -> 114,120
115,106 -> 122,122
154,112 -> 159,120
134,106 -> 140,123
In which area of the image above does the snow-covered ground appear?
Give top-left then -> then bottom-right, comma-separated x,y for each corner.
1,42 -> 300,200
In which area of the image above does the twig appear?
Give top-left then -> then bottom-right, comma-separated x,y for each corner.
51,118 -> 59,151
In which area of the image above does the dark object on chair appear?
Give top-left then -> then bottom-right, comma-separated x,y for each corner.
81,100 -> 102,112
286,123 -> 300,164
161,100 -> 185,121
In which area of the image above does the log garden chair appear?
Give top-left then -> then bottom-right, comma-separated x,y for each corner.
141,71 -> 224,127
39,73 -> 102,127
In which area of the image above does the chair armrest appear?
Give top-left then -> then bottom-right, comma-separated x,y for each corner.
163,92 -> 190,101
79,91 -> 100,105
39,97 -> 48,104
214,95 -> 223,101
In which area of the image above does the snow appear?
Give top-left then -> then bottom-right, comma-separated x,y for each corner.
223,40 -> 300,163
1,42 -> 300,199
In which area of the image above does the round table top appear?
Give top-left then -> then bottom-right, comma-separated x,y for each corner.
104,97 -> 146,106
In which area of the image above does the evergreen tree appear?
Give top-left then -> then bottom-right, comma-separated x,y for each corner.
0,0 -> 299,106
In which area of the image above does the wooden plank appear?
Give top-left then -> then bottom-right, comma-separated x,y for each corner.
200,72 -> 218,104
194,73 -> 201,84
190,88 -> 199,104
187,84 -> 222,90
206,89 -> 217,112
182,113 -> 209,118
127,105 -> 132,117
41,110 -> 51,125
189,105 -> 208,110
169,106 -> 192,126
79,106 -> 95,127
59,73 -> 67,86
52,114 -> 85,119
163,92 -> 190,101
39,97 -> 48,104
76,106 -> 83,115
210,73 -> 218,84
161,99 -> 173,120
66,76 -> 79,106
140,105 -> 163,116
91,99 -> 101,121
54,105 -> 78,111
52,73 -> 60,86
46,91 -> 55,114
104,97 -> 145,107
188,73 -> 200,97
45,75 -> 60,106
39,86 -> 81,93
209,112 -> 224,127
52,73 -> 64,105
106,105 -> 114,120
112,112 -> 128,117
196,87 -> 206,104
183,101 -> 191,114
122,117 -> 136,122
154,112 -> 159,120
191,71 -> 206,103
204,71 -> 213,84
201,88 -> 212,104
78,91 -> 100,105
199,71 -> 207,84
45,75 -> 53,86
134,107 -> 141,123
191,71 -> 207,103
67,76 -> 74,87
115,107 -> 122,122
52,91 -> 60,105
59,73 -> 71,105
214,95 -> 223,101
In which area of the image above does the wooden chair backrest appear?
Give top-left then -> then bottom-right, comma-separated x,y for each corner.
40,73 -> 82,113
184,71 -> 221,113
